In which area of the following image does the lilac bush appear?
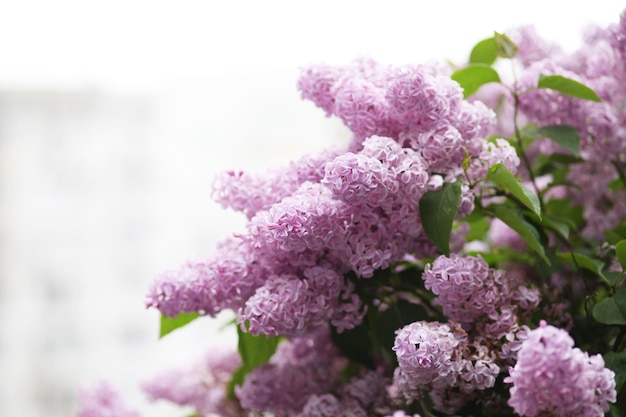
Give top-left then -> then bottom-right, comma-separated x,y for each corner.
73,9 -> 626,417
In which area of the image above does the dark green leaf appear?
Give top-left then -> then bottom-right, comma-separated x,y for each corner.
376,300 -> 429,354
494,32 -> 518,58
227,324 -> 282,398
469,37 -> 497,65
537,74 -> 602,102
331,319 -> 376,369
605,271 -> 625,286
487,163 -> 541,218
556,252 -> 607,282
419,179 -> 462,256
616,240 -> 626,271
545,198 -> 585,229
492,205 -> 549,264
604,351 -> 626,393
541,215 -> 570,240
593,298 -> 626,325
159,312 -> 199,339
593,297 -> 626,325
451,64 -> 501,98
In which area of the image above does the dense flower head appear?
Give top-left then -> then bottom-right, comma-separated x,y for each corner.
237,264 -> 365,337
467,138 -> 520,182
385,65 -> 463,132
422,254 -> 540,337
212,146 -> 344,219
72,381 -> 142,417
297,58 -> 495,150
392,320 -> 500,413
505,321 -> 616,417
392,320 -> 469,393
236,328 -> 345,416
142,350 -> 243,417
145,237 -> 260,317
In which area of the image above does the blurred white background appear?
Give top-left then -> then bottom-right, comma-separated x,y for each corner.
0,1 -> 623,416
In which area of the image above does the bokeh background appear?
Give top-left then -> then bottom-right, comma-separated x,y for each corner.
0,1 -> 623,416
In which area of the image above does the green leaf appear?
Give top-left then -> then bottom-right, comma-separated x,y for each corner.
616,240 -> 626,271
492,205 -> 549,264
604,351 -> 626,393
522,124 -> 580,156
227,324 -> 282,398
451,64 -> 501,98
487,163 -> 541,218
537,74 -> 602,102
463,210 -> 490,241
159,312 -> 199,339
545,198 -> 585,229
556,252 -> 607,281
494,32 -> 518,58
593,297 -> 626,325
541,215 -> 570,240
605,271 -> 625,286
419,179 -> 462,256
331,319 -> 376,370
469,37 -> 497,65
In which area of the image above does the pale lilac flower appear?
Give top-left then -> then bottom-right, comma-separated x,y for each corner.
142,350 -> 243,417
386,65 -> 463,132
295,394 -> 343,417
72,381 -> 141,417
212,147 -> 344,219
298,64 -> 344,116
333,77 -> 391,139
467,138 -> 520,182
392,321 -> 469,394
145,237 -> 261,317
506,321 -> 616,417
238,265 -> 365,337
509,25 -> 563,67
236,328 -> 344,416
423,254 -> 539,338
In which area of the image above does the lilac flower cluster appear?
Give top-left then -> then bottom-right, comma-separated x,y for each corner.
423,254 -> 540,339
72,381 -> 142,417
294,370 -> 388,417
146,52 -> 517,342
392,320 -> 500,413
505,321 -> 616,417
141,350 -> 243,417
138,9 -> 626,417
236,328 -> 345,416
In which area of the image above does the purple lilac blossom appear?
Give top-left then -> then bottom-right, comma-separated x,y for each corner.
212,146 -> 344,220
422,254 -> 540,337
505,321 -> 616,417
237,264 -> 365,337
72,381 -> 141,417
142,350 -> 243,417
145,237 -> 260,317
236,327 -> 345,416
392,320 -> 500,413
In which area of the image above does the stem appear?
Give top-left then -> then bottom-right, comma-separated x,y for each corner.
512,92 -> 545,212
